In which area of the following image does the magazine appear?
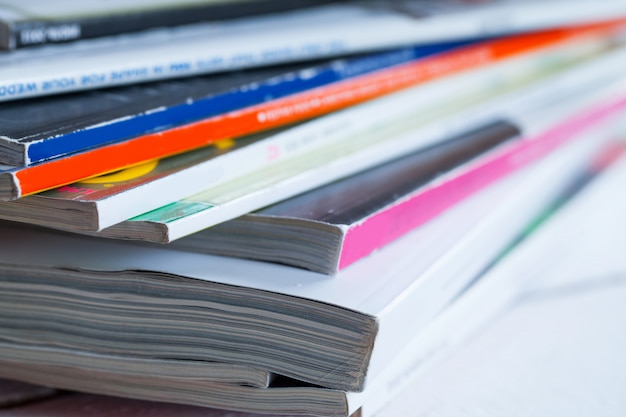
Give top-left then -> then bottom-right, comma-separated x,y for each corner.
1,1 -> 625,100
92,44 -> 626,254
0,35 -> 592,225
0,0 -> 336,49
0,125 -> 617,415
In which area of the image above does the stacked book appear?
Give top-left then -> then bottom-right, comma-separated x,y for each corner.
1,0 -> 626,416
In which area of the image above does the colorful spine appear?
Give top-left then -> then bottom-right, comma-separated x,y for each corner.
1,2 -> 626,101
19,39 -> 475,165
339,93 -> 626,270
0,22 -> 620,200
100,40 -> 626,255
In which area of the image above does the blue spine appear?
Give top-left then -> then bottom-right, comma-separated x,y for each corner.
27,37 -> 481,164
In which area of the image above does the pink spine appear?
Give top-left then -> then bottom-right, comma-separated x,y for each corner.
338,95 -> 626,270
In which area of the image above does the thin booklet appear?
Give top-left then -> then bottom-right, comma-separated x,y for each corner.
0,122 -> 619,416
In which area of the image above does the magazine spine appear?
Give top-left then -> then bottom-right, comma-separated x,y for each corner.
92,67 -> 493,229
22,40 -> 474,165
338,93 -> 626,270
5,24 -> 614,198
91,30 -> 625,240
6,1 -> 336,50
13,41 -> 555,230
0,12 -> 624,102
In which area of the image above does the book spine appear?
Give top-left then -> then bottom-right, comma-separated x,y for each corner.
9,24 -> 618,198
338,87 -> 626,270
8,1 -> 337,50
24,40 -> 474,165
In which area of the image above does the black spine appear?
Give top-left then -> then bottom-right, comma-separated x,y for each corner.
8,0 -> 339,49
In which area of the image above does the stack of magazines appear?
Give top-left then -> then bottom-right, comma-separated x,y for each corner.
1,1 -> 626,416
